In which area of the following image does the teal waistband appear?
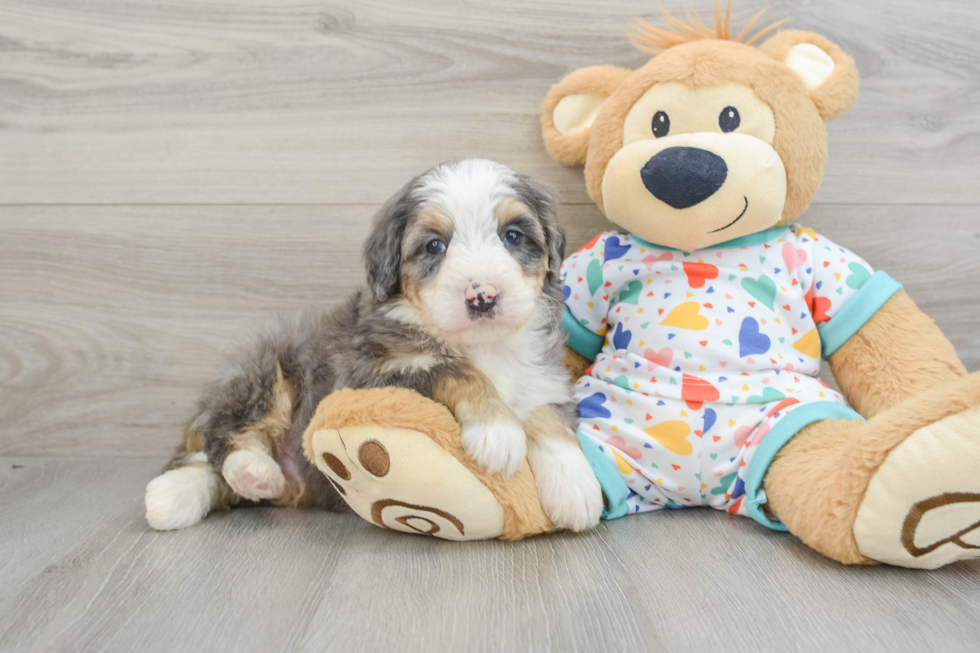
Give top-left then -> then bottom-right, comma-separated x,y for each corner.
562,308 -> 605,361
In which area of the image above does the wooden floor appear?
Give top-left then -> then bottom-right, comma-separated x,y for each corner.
2,0 -> 980,651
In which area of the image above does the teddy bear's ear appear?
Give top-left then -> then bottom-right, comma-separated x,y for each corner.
541,65 -> 631,165
760,30 -> 859,122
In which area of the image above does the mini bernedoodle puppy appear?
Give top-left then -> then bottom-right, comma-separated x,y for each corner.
145,159 -> 604,533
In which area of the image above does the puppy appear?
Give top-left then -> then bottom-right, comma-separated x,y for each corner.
145,159 -> 603,533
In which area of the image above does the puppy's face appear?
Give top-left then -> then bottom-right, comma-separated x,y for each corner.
365,160 -> 565,346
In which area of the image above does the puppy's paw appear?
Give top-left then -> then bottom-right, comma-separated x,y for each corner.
145,466 -> 217,531
222,449 -> 286,501
529,438 -> 603,532
461,420 -> 527,478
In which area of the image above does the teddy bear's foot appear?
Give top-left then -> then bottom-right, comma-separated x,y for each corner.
308,424 -> 507,541
854,406 -> 980,569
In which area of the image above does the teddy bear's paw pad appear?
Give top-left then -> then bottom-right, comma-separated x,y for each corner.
221,449 -> 286,501
854,406 -> 980,569
310,426 -> 505,541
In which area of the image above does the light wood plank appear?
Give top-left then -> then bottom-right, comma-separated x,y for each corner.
1,457 -> 978,653
1,0 -> 979,204
1,204 -> 978,457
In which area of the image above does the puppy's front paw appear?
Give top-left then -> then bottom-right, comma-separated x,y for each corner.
530,439 -> 603,532
461,420 -> 527,478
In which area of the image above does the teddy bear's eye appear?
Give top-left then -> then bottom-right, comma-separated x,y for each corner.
652,111 -> 670,138
719,106 -> 740,133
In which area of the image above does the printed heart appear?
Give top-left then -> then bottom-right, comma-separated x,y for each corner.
746,387 -> 787,405
577,392 -> 612,419
738,317 -> 771,358
711,472 -> 738,496
642,251 -> 673,270
804,286 -> 832,323
750,422 -> 771,445
734,425 -> 754,448
643,347 -> 673,370
618,280 -> 643,305
612,322 -> 632,350
604,236 -> 630,262
703,408 -> 717,435
681,374 -> 720,410
586,258 -> 603,296
581,233 -> 602,251
660,301 -> 709,330
741,274 -> 777,310
846,262 -> 872,289
766,397 -> 801,418
605,435 -> 642,460
781,242 -> 808,273
642,421 -> 692,456
792,328 -> 821,359
682,262 -> 719,289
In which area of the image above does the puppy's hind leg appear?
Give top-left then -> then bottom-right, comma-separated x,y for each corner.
145,429 -> 234,531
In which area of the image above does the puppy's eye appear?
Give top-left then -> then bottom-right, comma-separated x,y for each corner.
652,111 -> 670,138
719,106 -> 740,133
425,239 -> 446,255
503,230 -> 524,247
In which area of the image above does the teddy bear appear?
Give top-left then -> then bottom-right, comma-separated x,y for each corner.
306,5 -> 980,569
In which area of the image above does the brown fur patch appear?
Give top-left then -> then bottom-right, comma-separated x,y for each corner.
563,345 -> 593,383
183,427 -> 205,453
523,404 -> 579,447
303,388 -> 554,540
412,206 -> 453,235
494,197 -> 532,229
432,362 -> 515,426
228,363 -> 294,454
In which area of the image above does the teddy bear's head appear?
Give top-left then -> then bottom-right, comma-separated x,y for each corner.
541,5 -> 859,252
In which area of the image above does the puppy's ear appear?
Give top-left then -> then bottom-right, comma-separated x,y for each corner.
541,66 -> 631,165
363,180 -> 416,302
515,175 -> 566,281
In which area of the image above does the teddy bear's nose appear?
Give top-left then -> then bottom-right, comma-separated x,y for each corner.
641,146 -> 728,209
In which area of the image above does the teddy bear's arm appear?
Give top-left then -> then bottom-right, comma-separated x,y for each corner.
828,290 -> 967,419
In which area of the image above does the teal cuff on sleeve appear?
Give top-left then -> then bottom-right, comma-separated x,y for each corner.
577,432 -> 630,520
562,307 -> 605,361
818,271 -> 903,360
743,402 -> 865,531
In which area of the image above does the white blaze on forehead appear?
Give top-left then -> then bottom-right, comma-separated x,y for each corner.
413,159 -> 519,236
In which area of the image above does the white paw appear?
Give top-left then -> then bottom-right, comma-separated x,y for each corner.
145,466 -> 218,531
529,438 -> 603,532
461,420 -> 527,478
221,449 -> 285,501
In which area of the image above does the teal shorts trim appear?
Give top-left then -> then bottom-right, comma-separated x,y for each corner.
744,402 -> 865,531
562,308 -> 605,361
818,271 -> 902,359
577,431 -> 630,520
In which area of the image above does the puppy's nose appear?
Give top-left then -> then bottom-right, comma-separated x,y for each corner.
465,282 -> 498,314
641,146 -> 728,209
